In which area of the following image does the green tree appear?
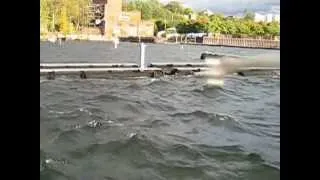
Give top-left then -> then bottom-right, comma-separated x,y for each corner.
184,8 -> 193,15
155,20 -> 166,32
176,20 -> 206,33
223,20 -> 237,34
40,0 -> 280,37
208,15 -> 224,33
247,21 -> 264,36
40,0 -> 49,33
164,1 -> 184,14
126,0 -> 164,20
243,9 -> 255,21
40,0 -> 91,33
263,22 -> 280,36
59,6 -> 70,34
141,2 -> 153,20
67,0 -> 91,30
235,20 -> 250,35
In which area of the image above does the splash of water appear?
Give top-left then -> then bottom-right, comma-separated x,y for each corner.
196,53 -> 280,87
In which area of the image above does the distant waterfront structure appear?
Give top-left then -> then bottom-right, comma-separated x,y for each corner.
273,14 -> 280,22
254,13 -> 280,23
91,0 -> 154,40
200,9 -> 213,16
254,13 -> 265,22
184,13 -> 197,21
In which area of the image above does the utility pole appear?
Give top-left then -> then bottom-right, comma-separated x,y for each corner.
125,0 -> 128,12
164,19 -> 167,31
52,12 -> 55,32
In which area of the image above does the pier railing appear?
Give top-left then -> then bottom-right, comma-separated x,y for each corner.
203,37 -> 280,49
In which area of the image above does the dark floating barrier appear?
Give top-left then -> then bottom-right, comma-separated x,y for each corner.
40,66 -> 206,79
148,62 -> 207,68
200,51 -> 242,60
40,63 -> 139,69
200,52 -> 225,60
119,36 -> 155,43
40,63 -> 279,80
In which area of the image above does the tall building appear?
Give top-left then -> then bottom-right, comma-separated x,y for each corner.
91,0 -> 154,39
104,0 -> 122,38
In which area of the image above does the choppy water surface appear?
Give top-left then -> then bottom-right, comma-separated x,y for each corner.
40,41 -> 280,180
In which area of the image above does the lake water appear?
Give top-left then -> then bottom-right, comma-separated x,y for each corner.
40,41 -> 280,180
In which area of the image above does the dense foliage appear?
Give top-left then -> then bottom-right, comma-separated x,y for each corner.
125,0 -> 280,37
40,0 -> 91,34
40,0 -> 280,37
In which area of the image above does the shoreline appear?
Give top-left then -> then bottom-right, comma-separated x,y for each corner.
40,35 -> 280,50
180,42 -> 280,50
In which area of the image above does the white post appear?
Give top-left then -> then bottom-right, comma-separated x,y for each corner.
113,36 -> 119,48
140,43 -> 146,71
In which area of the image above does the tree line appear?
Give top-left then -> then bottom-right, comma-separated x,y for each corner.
124,0 -> 280,37
40,0 -> 91,34
40,0 -> 280,38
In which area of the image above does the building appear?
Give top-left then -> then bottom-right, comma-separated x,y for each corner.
254,12 -> 280,23
254,13 -> 266,22
184,13 -> 197,21
119,11 -> 141,37
265,14 -> 273,23
200,9 -> 213,16
91,0 -> 154,39
273,14 -> 280,23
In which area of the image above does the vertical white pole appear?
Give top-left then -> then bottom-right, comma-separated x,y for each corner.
140,43 -> 146,71
113,37 -> 119,48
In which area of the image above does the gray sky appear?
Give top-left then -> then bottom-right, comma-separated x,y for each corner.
159,0 -> 280,15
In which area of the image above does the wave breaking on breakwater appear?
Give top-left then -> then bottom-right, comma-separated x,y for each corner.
196,53 -> 280,87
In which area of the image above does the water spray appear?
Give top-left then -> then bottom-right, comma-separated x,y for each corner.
196,53 -> 280,87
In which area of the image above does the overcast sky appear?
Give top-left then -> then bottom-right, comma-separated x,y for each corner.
159,0 -> 280,15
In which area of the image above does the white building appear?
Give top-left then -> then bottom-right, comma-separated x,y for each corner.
273,14 -> 280,22
201,9 -> 213,16
184,13 -> 197,21
254,13 -> 266,22
254,13 -> 280,23
265,14 -> 273,22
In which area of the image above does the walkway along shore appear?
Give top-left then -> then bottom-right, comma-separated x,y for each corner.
40,34 -> 280,50
200,37 -> 280,50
